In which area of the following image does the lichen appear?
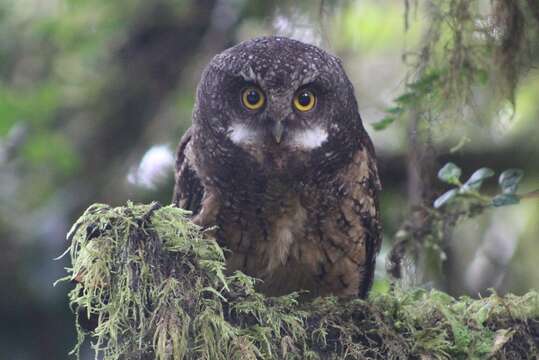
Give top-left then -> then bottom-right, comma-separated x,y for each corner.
57,202 -> 539,359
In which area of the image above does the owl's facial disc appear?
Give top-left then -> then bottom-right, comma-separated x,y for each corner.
223,60 -> 332,155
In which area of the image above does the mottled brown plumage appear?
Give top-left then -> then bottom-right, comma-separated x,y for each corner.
173,36 -> 381,298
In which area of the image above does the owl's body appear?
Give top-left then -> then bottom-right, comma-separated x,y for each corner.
174,37 -> 381,298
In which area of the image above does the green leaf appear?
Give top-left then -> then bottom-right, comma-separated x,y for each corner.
438,162 -> 462,185
492,194 -> 520,207
499,169 -> 524,194
386,106 -> 403,115
434,188 -> 458,208
461,167 -> 494,192
394,92 -> 416,105
371,116 -> 395,131
406,71 -> 441,93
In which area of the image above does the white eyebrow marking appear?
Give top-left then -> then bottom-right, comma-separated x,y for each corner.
239,65 -> 258,82
291,126 -> 328,149
227,123 -> 258,144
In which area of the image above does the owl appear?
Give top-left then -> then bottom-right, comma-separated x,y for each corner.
173,36 -> 381,298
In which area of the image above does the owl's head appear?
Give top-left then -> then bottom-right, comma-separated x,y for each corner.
193,36 -> 365,177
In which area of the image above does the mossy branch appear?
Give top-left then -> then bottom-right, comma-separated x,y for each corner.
57,202 -> 539,359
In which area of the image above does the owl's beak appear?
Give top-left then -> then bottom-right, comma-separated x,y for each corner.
272,120 -> 284,144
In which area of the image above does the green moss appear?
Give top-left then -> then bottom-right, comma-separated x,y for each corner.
57,202 -> 539,359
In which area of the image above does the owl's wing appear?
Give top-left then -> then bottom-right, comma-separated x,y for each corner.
346,133 -> 382,298
359,133 -> 382,297
172,127 -> 204,215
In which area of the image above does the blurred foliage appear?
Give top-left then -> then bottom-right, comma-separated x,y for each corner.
374,0 -> 539,132
375,0 -> 539,294
0,0 -> 538,358
387,161 -> 537,288
434,163 -> 527,208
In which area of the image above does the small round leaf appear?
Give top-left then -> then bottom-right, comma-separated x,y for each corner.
492,193 -> 520,207
434,188 -> 458,208
438,163 -> 462,185
499,169 -> 524,194
461,167 -> 494,192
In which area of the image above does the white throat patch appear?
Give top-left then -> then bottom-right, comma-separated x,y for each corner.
291,126 -> 328,149
228,123 -> 258,145
227,123 -> 328,149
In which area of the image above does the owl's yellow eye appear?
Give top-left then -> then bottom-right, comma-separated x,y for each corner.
293,90 -> 316,112
241,87 -> 265,110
